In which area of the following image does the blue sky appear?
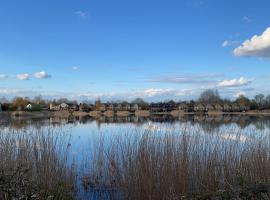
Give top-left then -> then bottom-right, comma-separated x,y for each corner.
0,0 -> 270,102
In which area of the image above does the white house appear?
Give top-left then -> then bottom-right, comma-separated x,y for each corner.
25,104 -> 33,110
60,103 -> 69,110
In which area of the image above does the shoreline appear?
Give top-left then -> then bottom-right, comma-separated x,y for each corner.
1,110 -> 270,119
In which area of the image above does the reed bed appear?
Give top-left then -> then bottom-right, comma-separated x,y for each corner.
1,124 -> 270,199
0,129 -> 75,199
82,127 -> 270,199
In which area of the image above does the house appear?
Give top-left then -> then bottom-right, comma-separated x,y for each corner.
116,104 -> 123,111
214,103 -> 223,111
194,103 -> 205,112
60,103 -> 69,110
205,104 -> 214,111
69,104 -> 79,112
79,104 -> 90,112
239,104 -> 250,112
25,104 -> 33,110
231,103 -> 240,112
49,104 -> 60,111
150,103 -> 164,112
223,103 -> 232,112
107,104 -> 115,111
132,104 -> 141,111
122,103 -> 131,111
178,102 -> 189,112
163,103 -> 176,112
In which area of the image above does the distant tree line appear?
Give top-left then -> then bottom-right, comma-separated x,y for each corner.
1,90 -> 270,112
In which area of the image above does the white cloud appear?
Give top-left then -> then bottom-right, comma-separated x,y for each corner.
217,77 -> 253,88
75,11 -> 87,18
16,74 -> 30,80
34,71 -> 51,79
233,27 -> 270,57
0,74 -> 8,80
142,88 -> 174,97
139,88 -> 193,99
222,40 -> 229,47
72,66 -> 79,71
221,40 -> 239,48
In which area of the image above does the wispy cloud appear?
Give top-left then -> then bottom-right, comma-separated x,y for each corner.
221,40 -> 239,48
0,74 -> 8,80
0,87 -> 194,102
234,27 -> 270,57
75,11 -> 87,18
34,71 -> 51,79
72,66 -> 79,71
16,73 -> 30,80
217,77 -> 253,88
151,74 -> 223,85
0,86 -> 266,102
242,16 -> 252,23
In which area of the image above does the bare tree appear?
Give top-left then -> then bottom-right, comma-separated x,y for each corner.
198,89 -> 221,104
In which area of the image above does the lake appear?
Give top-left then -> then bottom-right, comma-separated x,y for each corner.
1,114 -> 270,199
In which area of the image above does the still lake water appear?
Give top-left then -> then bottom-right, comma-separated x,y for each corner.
1,114 -> 270,198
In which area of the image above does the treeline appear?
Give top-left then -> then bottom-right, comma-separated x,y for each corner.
0,96 -> 79,111
1,90 -> 270,112
196,89 -> 270,110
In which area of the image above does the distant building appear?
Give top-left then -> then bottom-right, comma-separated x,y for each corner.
122,103 -> 131,111
205,104 -> 214,111
150,103 -> 164,112
116,104 -> 123,111
25,104 -> 33,110
163,103 -> 176,112
69,104 -> 79,112
60,103 -> 69,110
50,104 -> 60,111
107,104 -> 115,111
231,103 -> 240,112
194,103 -> 205,112
239,104 -> 250,112
223,103 -> 232,112
178,102 -> 188,112
79,103 -> 90,112
214,103 -> 223,111
132,104 -> 141,111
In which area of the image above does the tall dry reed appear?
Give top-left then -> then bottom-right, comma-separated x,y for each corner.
0,129 -> 75,199
82,127 -> 270,199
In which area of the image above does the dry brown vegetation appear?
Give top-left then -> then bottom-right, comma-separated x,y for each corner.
1,125 -> 270,199
0,130 -> 75,199
82,128 -> 270,199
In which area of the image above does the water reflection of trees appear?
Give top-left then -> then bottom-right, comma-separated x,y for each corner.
2,114 -> 270,132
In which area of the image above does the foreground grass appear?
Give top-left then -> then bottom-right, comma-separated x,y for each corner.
0,130 -> 75,199
82,128 -> 270,199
